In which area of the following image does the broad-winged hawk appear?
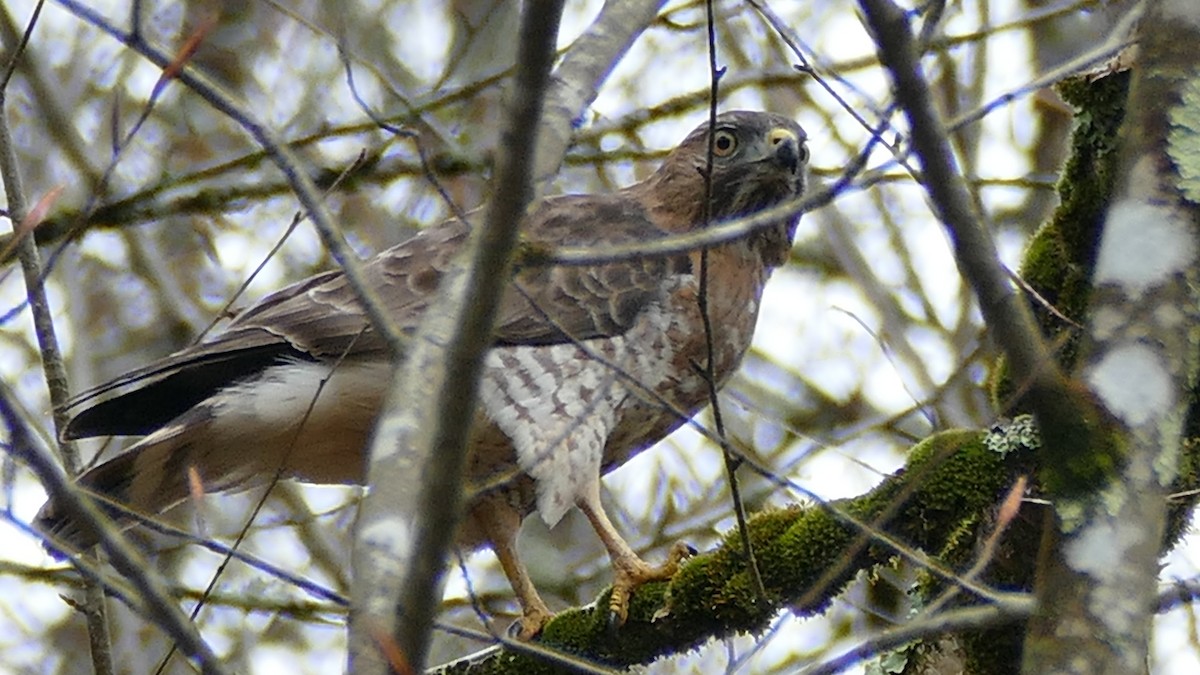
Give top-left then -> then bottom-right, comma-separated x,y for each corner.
36,110 -> 808,637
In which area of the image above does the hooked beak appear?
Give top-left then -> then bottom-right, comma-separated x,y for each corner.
767,127 -> 804,174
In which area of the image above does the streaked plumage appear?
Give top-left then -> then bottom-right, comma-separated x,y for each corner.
36,110 -> 808,636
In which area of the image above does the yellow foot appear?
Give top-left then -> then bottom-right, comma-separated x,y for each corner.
510,606 -> 554,640
607,541 -> 695,628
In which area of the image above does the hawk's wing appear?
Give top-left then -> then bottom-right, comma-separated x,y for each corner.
495,194 -> 689,344
64,193 -> 685,439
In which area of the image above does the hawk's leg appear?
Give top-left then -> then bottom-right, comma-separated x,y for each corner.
471,502 -> 553,639
576,482 -> 692,628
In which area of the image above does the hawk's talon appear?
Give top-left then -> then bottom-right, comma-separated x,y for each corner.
605,604 -> 624,637
606,541 -> 695,630
665,540 -> 697,566
509,606 -> 553,641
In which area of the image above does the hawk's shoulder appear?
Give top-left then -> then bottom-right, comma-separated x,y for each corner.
493,191 -> 691,346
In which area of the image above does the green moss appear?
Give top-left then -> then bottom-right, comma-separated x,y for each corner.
897,425 -> 1048,675
1030,383 -> 1126,500
763,508 -> 859,614
536,606 -> 600,650
985,71 -> 1135,503
990,72 -> 1130,410
1166,437 -> 1200,547
866,431 -> 1015,560
432,430 -> 1037,674
960,626 -> 1024,675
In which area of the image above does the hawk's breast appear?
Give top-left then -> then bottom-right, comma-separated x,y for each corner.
475,239 -> 771,528
477,286 -> 681,526
604,241 -> 769,463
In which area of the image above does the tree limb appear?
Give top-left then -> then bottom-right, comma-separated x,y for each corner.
348,2 -> 564,672
427,429 -> 1037,674
1022,1 -> 1200,671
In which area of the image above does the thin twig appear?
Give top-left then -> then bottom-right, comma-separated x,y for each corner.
857,0 -> 1068,415
195,149 -> 372,343
0,382 -> 228,674
338,46 -> 475,228
0,3 -> 114,671
55,0 -> 408,355
800,600 -> 1034,675
153,326 -> 367,675
698,0 -> 768,607
748,0 -> 911,174
920,475 -> 1027,618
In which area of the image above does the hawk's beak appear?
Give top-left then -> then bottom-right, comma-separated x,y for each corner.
767,127 -> 802,174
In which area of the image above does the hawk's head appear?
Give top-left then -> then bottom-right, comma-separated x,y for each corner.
639,110 -> 809,267
680,110 -> 808,221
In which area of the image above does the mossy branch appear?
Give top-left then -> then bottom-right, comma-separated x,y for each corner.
432,429 -> 1036,674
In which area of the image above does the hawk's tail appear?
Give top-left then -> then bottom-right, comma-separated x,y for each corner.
34,437 -> 198,557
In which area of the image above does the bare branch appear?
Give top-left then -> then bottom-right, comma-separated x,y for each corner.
534,0 -> 668,183
348,2 -> 564,672
801,601 -> 1034,675
54,0 -> 408,355
857,0 -> 1062,398
0,3 -> 113,670
0,382 -> 227,674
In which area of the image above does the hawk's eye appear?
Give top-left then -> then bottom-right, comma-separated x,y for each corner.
712,129 -> 738,157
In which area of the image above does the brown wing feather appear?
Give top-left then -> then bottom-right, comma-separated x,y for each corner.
494,194 -> 688,344
66,193 -> 682,438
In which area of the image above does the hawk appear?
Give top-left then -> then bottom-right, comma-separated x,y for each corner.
36,110 -> 808,637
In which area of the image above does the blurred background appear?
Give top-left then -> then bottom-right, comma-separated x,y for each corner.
1,0 -> 1188,673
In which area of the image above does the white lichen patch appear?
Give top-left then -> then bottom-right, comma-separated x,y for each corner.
1058,480 -> 1130,535
1065,517 -> 1147,634
358,516 -> 416,614
1153,438 -> 1182,487
1086,343 -> 1172,427
1100,477 -> 1130,516
359,514 -> 414,549
1153,303 -> 1188,331
1161,1 -> 1200,38
366,414 -> 408,461
1066,519 -> 1129,574
1093,201 -> 1196,299
984,414 -> 1041,455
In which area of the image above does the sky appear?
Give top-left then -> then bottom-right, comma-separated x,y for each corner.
1,0 -> 1196,673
